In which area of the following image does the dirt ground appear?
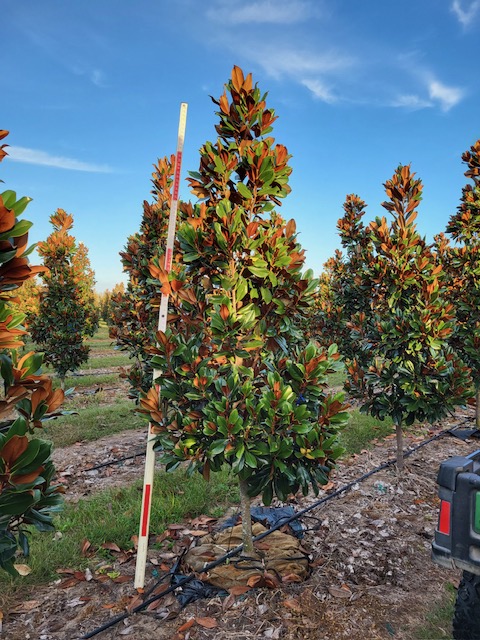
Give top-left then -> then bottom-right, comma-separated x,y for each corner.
2,386 -> 477,640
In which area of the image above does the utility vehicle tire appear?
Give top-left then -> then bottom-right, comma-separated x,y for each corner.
453,571 -> 480,640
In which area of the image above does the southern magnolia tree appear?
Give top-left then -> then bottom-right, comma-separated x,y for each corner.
140,67 -> 348,552
314,195 -> 375,366
345,165 -> 473,470
110,156 -> 186,400
72,242 -> 99,337
11,276 -> 41,324
0,131 -> 66,575
29,210 -> 95,388
96,283 -> 124,323
435,139 -> 480,427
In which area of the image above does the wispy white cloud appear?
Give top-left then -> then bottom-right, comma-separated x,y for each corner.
395,52 -> 466,112
390,79 -> 464,112
390,94 -> 433,110
428,79 -> 464,111
71,65 -> 108,88
206,0 -> 319,25
451,0 -> 480,26
91,69 -> 107,88
238,42 -> 353,104
254,47 -> 352,79
301,79 -> 336,103
8,147 -> 113,173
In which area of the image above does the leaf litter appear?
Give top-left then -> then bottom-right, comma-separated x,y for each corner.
2,405 -> 477,639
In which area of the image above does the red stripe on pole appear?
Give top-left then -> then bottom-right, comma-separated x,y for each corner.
141,484 -> 152,536
165,247 -> 173,273
173,151 -> 183,200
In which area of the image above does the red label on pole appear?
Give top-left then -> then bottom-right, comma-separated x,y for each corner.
141,484 -> 152,536
173,151 -> 183,201
165,248 -> 173,273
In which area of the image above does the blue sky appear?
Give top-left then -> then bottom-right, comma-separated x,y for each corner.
3,0 -> 480,291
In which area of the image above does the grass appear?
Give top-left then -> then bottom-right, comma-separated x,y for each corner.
61,372 -> 121,388
327,369 -> 347,389
339,409 -> 394,456
87,340 -> 117,351
82,353 -> 132,369
40,400 -> 144,448
0,466 -> 239,591
411,582 -> 455,639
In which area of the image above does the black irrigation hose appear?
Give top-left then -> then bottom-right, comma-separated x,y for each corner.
84,452 -> 146,472
82,416 -> 474,474
79,418 -> 472,639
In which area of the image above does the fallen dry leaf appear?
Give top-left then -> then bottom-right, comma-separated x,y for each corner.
282,573 -> 303,583
196,617 -> 218,629
190,515 -> 217,527
13,563 -> 31,576
118,625 -> 134,635
10,600 -> 41,614
101,542 -> 121,553
81,539 -> 92,556
177,618 -> 196,632
59,577 -> 80,589
187,530 -> 209,537
126,594 -> 144,612
146,598 -> 164,612
247,574 -> 264,588
283,598 -> 303,613
56,568 -> 75,575
328,584 -> 352,599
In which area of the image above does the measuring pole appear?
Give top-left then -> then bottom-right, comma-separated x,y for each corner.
134,102 -> 188,589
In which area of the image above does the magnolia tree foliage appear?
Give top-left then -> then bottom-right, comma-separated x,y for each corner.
96,283 -> 124,323
110,157 -> 186,400
343,165 -> 473,470
435,139 -> 480,426
11,276 -> 41,324
0,131 -> 66,575
29,210 -> 96,388
140,67 -> 348,551
72,242 -> 99,337
314,195 -> 375,366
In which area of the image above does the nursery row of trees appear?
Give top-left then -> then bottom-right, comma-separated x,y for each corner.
1,64 -> 479,566
109,66 -> 479,550
0,131 -> 70,574
0,133 -> 106,573
314,143 -> 480,466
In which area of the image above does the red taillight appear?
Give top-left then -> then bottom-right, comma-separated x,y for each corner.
439,500 -> 451,535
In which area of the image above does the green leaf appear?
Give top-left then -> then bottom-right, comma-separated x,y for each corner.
248,266 -> 270,278
12,196 -> 32,216
2,219 -> 32,239
244,450 -> 257,468
236,182 -> 252,199
209,440 -> 227,457
1,190 -> 16,208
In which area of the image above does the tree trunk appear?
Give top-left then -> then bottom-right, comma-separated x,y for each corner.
60,375 -> 65,391
238,479 -> 254,556
395,419 -> 404,473
476,386 -> 480,430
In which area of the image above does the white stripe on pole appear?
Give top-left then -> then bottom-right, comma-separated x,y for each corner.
134,103 -> 188,589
